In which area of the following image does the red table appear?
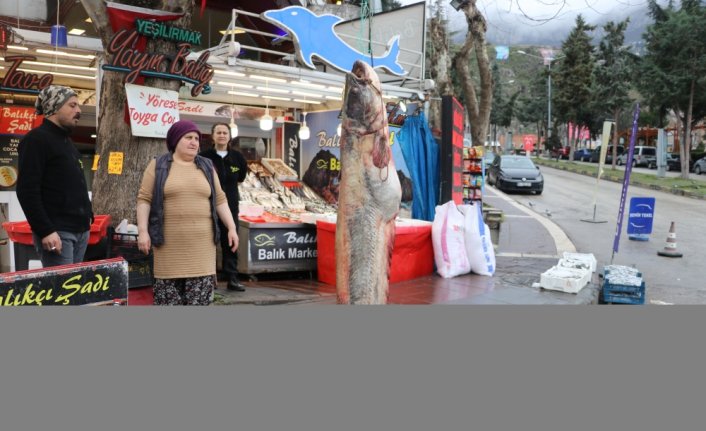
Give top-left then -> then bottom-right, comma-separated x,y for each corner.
316,219 -> 434,286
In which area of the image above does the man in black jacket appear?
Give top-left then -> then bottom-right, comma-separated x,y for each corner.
200,123 -> 248,291
16,85 -> 93,268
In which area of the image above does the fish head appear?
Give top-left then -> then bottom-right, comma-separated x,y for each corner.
342,60 -> 385,136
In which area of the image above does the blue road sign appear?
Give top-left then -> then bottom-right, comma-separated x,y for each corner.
627,197 -> 656,241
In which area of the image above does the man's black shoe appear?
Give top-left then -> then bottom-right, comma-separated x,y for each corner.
227,280 -> 246,291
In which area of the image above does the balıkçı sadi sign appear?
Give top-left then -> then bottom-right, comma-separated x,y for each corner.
0,257 -> 128,306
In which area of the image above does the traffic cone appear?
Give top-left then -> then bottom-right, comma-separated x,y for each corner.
657,222 -> 683,258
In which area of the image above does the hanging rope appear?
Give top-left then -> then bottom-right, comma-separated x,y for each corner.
358,0 -> 374,67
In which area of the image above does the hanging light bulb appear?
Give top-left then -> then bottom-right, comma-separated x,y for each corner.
260,107 -> 273,131
229,117 -> 239,138
298,111 -> 310,140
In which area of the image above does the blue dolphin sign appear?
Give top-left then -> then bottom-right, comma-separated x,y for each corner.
262,6 -> 406,76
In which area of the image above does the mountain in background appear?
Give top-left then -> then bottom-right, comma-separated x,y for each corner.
448,3 -> 653,52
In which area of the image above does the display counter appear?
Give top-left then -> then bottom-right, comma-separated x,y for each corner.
316,219 -> 434,286
237,218 -> 318,276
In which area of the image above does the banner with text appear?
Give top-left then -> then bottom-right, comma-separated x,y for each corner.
125,83 -> 179,138
0,134 -> 19,190
0,257 -> 128,306
0,106 -> 42,135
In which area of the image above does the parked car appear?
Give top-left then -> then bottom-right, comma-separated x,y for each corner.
694,157 -> 706,175
487,155 -> 544,194
550,145 -> 571,160
617,146 -> 656,168
573,148 -> 593,162
666,153 -> 695,172
590,145 -> 625,163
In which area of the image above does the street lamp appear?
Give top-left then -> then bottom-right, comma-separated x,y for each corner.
517,50 -> 564,140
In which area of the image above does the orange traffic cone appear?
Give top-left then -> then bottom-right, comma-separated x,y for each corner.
657,221 -> 683,258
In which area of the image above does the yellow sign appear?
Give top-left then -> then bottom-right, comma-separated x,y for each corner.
108,152 -> 124,175
92,154 -> 100,171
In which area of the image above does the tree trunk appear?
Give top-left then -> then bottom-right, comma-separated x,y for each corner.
427,13 -> 452,137
81,0 -> 194,223
453,1 -> 492,149
681,80 -> 695,180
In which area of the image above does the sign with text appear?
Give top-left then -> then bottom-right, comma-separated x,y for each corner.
0,134 -> 19,190
0,55 -> 54,95
125,83 -> 179,138
523,134 -> 537,153
0,257 -> 128,306
108,152 -> 124,175
247,226 -> 317,263
178,100 -> 285,121
627,197 -> 655,241
282,122 -> 302,176
0,106 -> 42,134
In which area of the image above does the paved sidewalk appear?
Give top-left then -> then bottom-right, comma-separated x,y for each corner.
212,187 -> 600,305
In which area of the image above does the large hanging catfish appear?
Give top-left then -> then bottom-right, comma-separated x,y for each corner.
336,60 -> 402,304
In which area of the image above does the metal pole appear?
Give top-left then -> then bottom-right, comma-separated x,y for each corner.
547,61 -> 552,139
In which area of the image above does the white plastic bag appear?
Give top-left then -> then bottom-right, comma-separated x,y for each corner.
459,204 -> 496,276
115,219 -> 129,234
432,201 -> 471,278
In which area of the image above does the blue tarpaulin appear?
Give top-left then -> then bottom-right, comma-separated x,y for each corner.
398,113 -> 439,221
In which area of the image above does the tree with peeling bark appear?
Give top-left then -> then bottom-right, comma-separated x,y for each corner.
451,0 -> 493,148
80,0 -> 195,223
426,0 -> 454,136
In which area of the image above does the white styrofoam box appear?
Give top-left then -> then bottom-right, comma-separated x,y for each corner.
539,265 -> 592,294
240,203 -> 264,217
299,212 -> 317,224
562,252 -> 597,272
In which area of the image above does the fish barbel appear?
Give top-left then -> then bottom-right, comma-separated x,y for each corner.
336,60 -> 402,304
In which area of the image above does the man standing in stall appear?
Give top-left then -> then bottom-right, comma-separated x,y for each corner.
16,85 -> 93,268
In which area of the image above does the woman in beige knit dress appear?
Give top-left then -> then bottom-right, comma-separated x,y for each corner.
136,120 -> 239,305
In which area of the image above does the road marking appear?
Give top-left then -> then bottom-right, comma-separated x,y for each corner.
487,188 -> 577,254
649,300 -> 674,305
496,252 -> 559,259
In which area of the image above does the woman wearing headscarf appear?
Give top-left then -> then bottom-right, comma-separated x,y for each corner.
199,122 -> 248,291
136,120 -> 238,305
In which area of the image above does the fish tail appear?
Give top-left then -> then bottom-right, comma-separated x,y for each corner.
381,36 -> 405,76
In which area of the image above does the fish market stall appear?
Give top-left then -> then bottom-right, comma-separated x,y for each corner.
237,159 -> 336,277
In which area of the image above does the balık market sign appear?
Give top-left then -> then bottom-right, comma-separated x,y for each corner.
102,17 -> 213,96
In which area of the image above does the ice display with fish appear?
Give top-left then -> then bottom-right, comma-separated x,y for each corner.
336,61 -> 402,304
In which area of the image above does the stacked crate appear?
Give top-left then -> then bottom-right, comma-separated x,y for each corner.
601,265 -> 645,305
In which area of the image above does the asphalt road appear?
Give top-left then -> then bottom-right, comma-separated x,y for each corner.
498,164 -> 706,304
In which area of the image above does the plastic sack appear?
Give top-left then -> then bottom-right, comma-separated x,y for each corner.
459,204 -> 496,276
432,201 -> 471,278
115,219 -> 129,234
